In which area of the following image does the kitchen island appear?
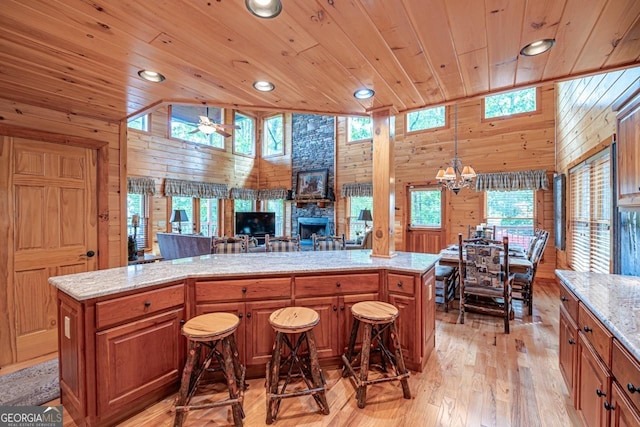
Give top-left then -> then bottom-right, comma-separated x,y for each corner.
49,250 -> 439,427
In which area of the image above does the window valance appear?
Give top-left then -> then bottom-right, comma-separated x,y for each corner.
164,179 -> 229,198
127,177 -> 156,195
230,188 -> 259,200
258,188 -> 288,200
475,170 -> 549,192
341,182 -> 373,198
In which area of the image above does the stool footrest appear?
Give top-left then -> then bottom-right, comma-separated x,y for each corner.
267,385 -> 326,400
175,396 -> 243,412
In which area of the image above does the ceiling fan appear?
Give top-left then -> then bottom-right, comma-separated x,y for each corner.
190,116 -> 239,138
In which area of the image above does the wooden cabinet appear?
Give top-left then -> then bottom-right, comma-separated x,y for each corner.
559,305 -> 578,404
616,92 -> 640,206
195,277 -> 291,367
577,333 -> 611,427
610,382 -> 640,427
612,340 -> 640,414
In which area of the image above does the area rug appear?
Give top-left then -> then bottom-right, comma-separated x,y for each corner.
0,359 -> 59,406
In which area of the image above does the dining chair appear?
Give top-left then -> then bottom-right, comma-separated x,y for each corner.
312,233 -> 346,250
212,235 -> 247,254
512,230 -> 549,315
265,235 -> 300,252
458,233 -> 514,334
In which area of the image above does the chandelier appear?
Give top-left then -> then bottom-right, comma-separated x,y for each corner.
435,104 -> 476,194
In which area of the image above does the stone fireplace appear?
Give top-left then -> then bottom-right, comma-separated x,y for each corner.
298,217 -> 330,244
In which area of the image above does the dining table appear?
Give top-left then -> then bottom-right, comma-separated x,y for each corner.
437,244 -> 533,274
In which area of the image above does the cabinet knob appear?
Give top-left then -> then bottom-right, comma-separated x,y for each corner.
180,320 -> 185,326
629,383 -> 638,394
583,326 -> 593,333
242,287 -> 247,293
246,313 -> 252,318
340,306 -> 345,311
336,282 -> 341,288
596,388 -> 606,397
604,401 -> 614,411
333,306 -> 338,312
238,313 -> 243,319
144,301 -> 151,308
397,281 -> 403,288
561,296 -> 568,302
568,339 -> 576,345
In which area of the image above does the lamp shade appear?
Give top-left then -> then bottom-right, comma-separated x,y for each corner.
170,209 -> 189,223
358,209 -> 373,222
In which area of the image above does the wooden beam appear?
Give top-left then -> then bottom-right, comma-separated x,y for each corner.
371,108 -> 396,258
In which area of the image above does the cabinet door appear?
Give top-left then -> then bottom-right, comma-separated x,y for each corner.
245,299 -> 290,366
559,305 -> 578,404
577,333 -> 612,427
96,308 -> 184,418
610,381 -> 640,427
387,293 -> 418,366
196,301 -> 245,363
340,293 -> 379,354
617,99 -> 640,206
296,296 -> 340,358
422,270 -> 436,361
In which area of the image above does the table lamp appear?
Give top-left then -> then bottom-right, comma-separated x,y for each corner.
358,209 -> 373,229
170,209 -> 189,234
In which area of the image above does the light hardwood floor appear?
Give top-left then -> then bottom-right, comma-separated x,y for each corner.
38,279 -> 580,426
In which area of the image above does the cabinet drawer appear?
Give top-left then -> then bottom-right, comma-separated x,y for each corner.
559,282 -> 579,323
387,273 -> 416,296
612,339 -> 640,411
578,303 -> 612,367
96,284 -> 184,329
295,273 -> 379,297
196,277 -> 291,302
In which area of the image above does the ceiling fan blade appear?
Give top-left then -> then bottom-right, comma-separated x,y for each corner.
198,115 -> 209,122
189,128 -> 200,134
216,124 -> 241,129
215,129 -> 232,138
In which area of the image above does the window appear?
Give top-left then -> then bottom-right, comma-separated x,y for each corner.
485,190 -> 535,247
127,193 -> 149,248
406,106 -> 446,133
199,198 -> 219,236
347,116 -> 372,142
234,112 -> 255,156
409,189 -> 441,227
265,199 -> 284,235
263,114 -> 284,156
484,87 -> 537,119
171,196 -> 194,234
349,196 -> 373,240
127,114 -> 149,132
170,105 -> 224,148
569,149 -> 611,273
234,199 -> 253,213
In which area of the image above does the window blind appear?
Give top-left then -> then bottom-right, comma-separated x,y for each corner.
568,149 -> 611,273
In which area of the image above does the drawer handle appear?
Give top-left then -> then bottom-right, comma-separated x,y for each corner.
336,282 -> 341,288
144,301 -> 151,308
397,281 -> 403,288
583,326 -> 593,333
604,401 -> 614,411
629,383 -> 638,394
568,339 -> 576,345
596,388 -> 606,397
561,296 -> 568,302
242,287 -> 247,293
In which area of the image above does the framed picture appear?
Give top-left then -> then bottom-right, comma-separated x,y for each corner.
296,169 -> 328,199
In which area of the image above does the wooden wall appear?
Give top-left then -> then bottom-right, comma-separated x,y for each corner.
555,67 -> 640,271
127,107 -> 260,251
335,85 -> 557,278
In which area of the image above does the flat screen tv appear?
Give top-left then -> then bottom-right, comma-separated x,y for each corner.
235,212 -> 276,238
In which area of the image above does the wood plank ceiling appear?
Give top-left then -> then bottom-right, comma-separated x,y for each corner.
1,0 -> 639,122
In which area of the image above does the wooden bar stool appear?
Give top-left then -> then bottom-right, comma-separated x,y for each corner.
173,313 -> 245,427
341,301 -> 411,408
265,307 -> 330,424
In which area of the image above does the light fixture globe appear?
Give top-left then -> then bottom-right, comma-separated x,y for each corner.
253,80 -> 275,92
137,69 -> 165,83
245,0 -> 282,18
520,39 -> 555,56
354,88 -> 375,99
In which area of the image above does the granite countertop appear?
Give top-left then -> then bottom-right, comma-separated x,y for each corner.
555,270 -> 640,362
49,250 -> 440,301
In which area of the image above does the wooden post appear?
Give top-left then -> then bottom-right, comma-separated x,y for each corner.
371,108 -> 396,258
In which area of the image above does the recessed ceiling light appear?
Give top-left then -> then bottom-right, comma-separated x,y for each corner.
253,80 -> 275,92
245,0 -> 282,19
354,88 -> 375,99
137,70 -> 166,83
520,39 -> 555,56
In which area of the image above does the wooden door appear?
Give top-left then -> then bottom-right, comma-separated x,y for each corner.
405,185 -> 447,253
8,138 -> 98,362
